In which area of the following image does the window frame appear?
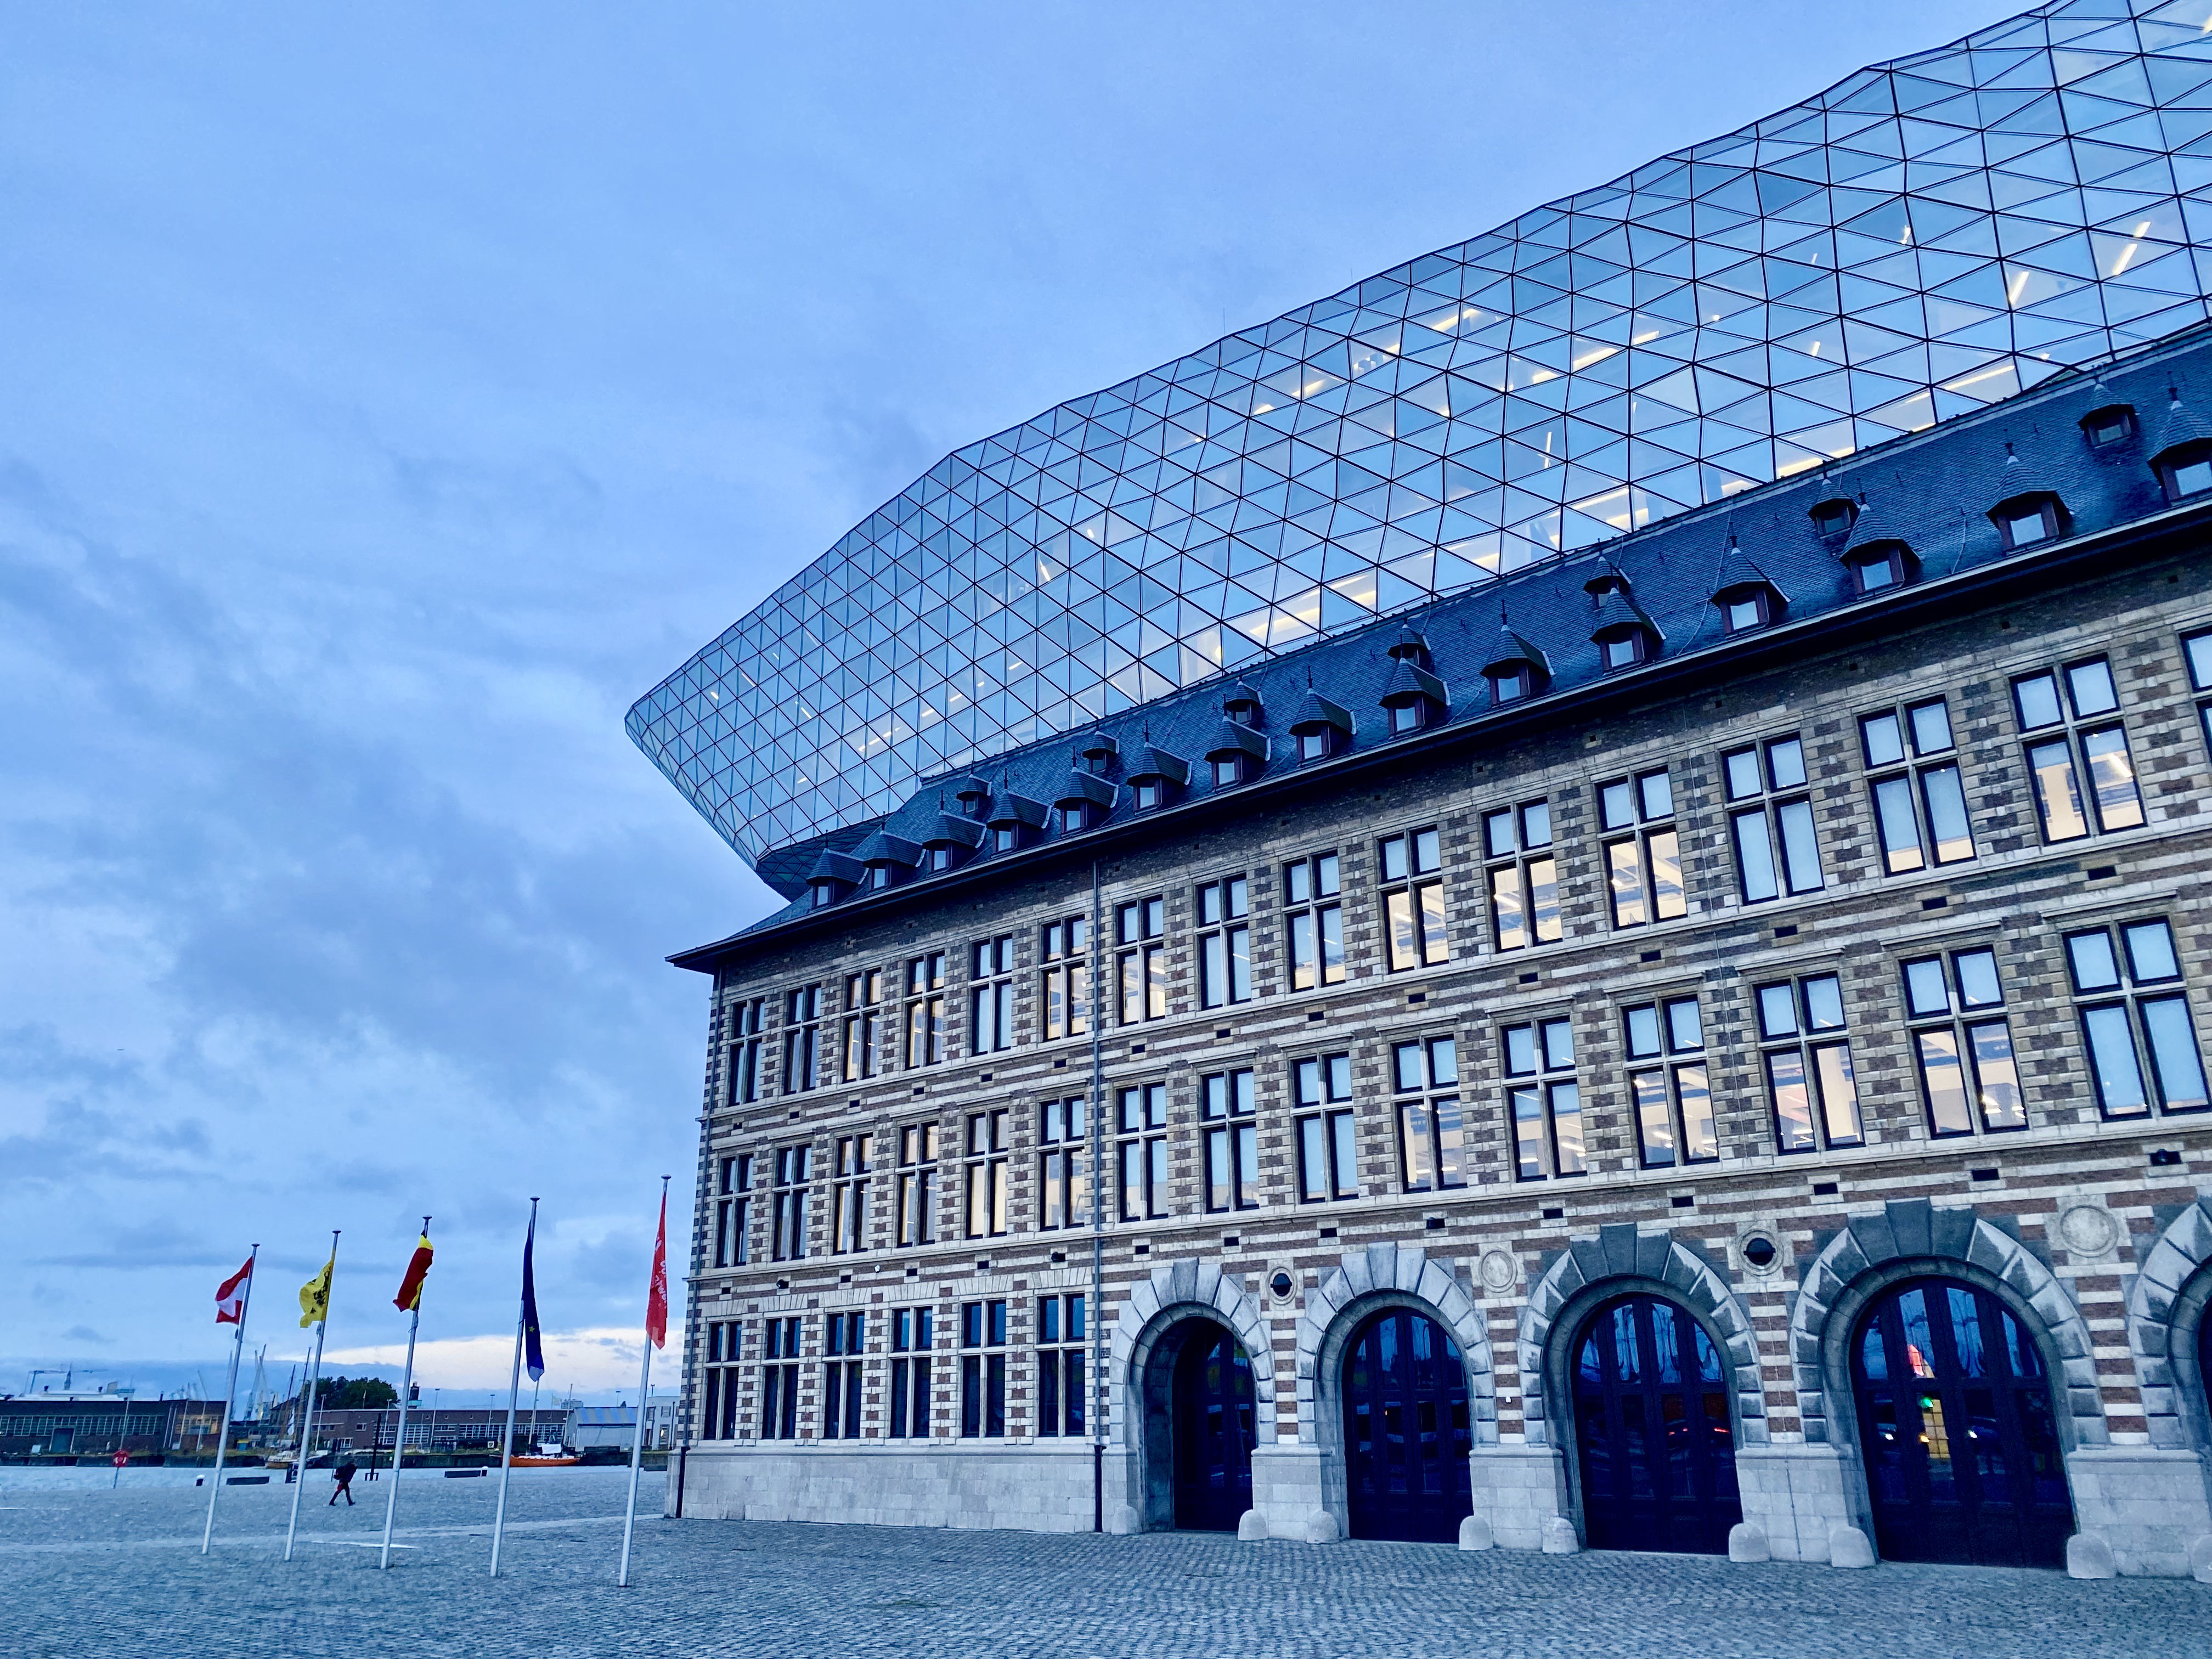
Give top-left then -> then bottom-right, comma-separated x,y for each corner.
1483,798 -> 1560,954
781,984 -> 825,1094
1115,1081 -> 1171,1221
1623,996 -> 1714,1170
1283,851 -> 1345,991
1197,874 -> 1254,1008
1598,769 -> 1685,930
1756,972 -> 1863,1153
1035,1294 -> 1088,1439
1504,1014 -> 1583,1182
969,934 -> 1016,1056
1378,826 -> 1449,972
828,1132 -> 872,1256
1725,733 -> 1824,903
770,1143 -> 811,1261
2064,918 -> 2208,1119
1293,1052 -> 1358,1203
958,1299 -> 1008,1439
2012,656 -> 2145,844
712,1153 -> 753,1269
894,1120 -> 939,1248
1392,1035 -> 1465,1194
1039,916 -> 1092,1042
1037,1095 -> 1091,1232
1199,1067 -> 1259,1213
902,953 -> 946,1069
1900,947 -> 2026,1138
886,1306 -> 934,1440
962,1109 -> 1009,1239
821,1311 -> 866,1441
1858,697 -> 1974,875
1115,894 -> 1169,1026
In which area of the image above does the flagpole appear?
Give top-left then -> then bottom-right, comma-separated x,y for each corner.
284,1230 -> 340,1564
489,1198 -> 537,1579
618,1175 -> 670,1589
201,1244 -> 258,1555
379,1216 -> 430,1571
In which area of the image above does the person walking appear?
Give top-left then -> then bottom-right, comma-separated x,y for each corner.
329,1457 -> 358,1506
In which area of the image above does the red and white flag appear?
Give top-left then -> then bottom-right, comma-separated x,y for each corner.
644,1190 -> 668,1350
215,1257 -> 253,1325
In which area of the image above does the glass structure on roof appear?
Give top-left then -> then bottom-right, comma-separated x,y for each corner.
633,0 -> 2212,870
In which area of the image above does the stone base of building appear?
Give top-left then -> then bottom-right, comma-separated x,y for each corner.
2063,1447 -> 2212,1578
671,1443 -> 1098,1531
1466,1445 -> 1570,1550
1735,1444 -> 1858,1564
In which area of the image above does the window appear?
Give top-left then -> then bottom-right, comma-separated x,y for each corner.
2066,919 -> 2208,1118
959,1300 -> 1008,1438
1132,775 -> 1167,811
1993,496 -> 2062,550
1038,1096 -> 1091,1230
970,935 -> 1015,1054
1902,948 -> 2025,1137
1116,896 -> 1167,1025
1847,543 -> 1910,594
2187,628 -> 2212,756
1484,800 -> 1560,952
1387,697 -> 1438,734
1040,916 -> 1091,1041
781,984 -> 824,1093
1380,827 -> 1448,970
1056,799 -> 1098,834
963,1109 -> 1008,1238
1284,853 -> 1345,989
1212,752 -> 1253,787
728,997 -> 765,1105
822,1312 -> 865,1440
712,1154 -> 752,1268
2015,657 -> 2145,842
1488,661 -> 1536,704
840,972 -> 882,1082
829,1133 -> 872,1255
1721,587 -> 1774,634
1505,1017 -> 1582,1181
759,1316 -> 802,1440
1860,699 -> 1973,873
699,1321 -> 742,1440
1116,1082 -> 1171,1220
1810,497 -> 1855,539
904,953 -> 946,1068
1624,997 -> 1714,1169
2080,404 -> 2135,449
1726,735 -> 1824,901
1294,1053 -> 1358,1201
894,1121 -> 938,1247
1600,769 -> 1685,928
1393,1036 -> 1464,1193
1758,972 -> 1863,1152
1036,1295 -> 1087,1438
1200,1068 -> 1258,1212
1598,627 -> 1650,670
770,1144 -> 810,1260
1297,724 -> 1344,761
1198,876 -> 1252,1007
887,1308 -> 934,1439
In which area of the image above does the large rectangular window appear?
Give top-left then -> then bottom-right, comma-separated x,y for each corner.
904,953 -> 946,1068
759,1316 -> 802,1441
728,997 -> 765,1105
1038,1096 -> 1091,1231
1600,770 -> 1685,929
1036,1294 -> 1087,1438
1380,827 -> 1448,970
1116,896 -> 1167,1025
699,1320 -> 742,1440
1901,947 -> 2024,1137
970,935 -> 1016,1054
770,1144 -> 810,1261
1624,996 -> 1713,1169
2066,918 -> 2208,1118
781,984 -> 825,1093
2015,656 -> 2145,843
1201,1068 -> 1258,1212
1757,972 -> 1862,1152
1197,876 -> 1253,1008
894,1121 -> 938,1247
1860,698 -> 1973,874
1393,1035 -> 1464,1193
1284,852 -> 1345,989
713,1153 -> 752,1268
821,1312 -> 865,1441
829,1133 -> 872,1255
1116,1082 -> 1171,1220
2186,627 -> 2212,759
1294,1053 -> 1357,1202
1726,736 -> 1822,902
1040,916 -> 1091,1041
887,1308 -> 933,1440
1483,799 -> 1560,952
1505,1016 -> 1582,1181
959,1300 -> 1007,1438
963,1109 -> 1009,1238
841,971 -> 882,1082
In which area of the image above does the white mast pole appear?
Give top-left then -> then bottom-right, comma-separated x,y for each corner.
617,1175 -> 669,1589
200,1244 -> 257,1555
379,1216 -> 429,1571
283,1230 -> 339,1564
489,1197 -> 537,1578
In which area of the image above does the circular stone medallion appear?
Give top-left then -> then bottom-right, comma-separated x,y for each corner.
2056,1203 -> 2119,1259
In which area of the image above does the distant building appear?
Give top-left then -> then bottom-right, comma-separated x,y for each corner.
0,1393 -> 223,1458
568,1403 -> 677,1452
268,1401 -> 568,1455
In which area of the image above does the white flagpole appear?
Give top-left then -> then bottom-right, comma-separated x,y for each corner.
200,1244 -> 258,1555
618,1175 -> 669,1589
489,1197 -> 537,1578
283,1230 -> 340,1564
379,1217 -> 430,1571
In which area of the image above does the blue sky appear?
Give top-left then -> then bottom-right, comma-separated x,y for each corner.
0,1 -> 2004,1403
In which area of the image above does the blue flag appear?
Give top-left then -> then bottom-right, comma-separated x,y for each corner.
520,1210 -> 545,1383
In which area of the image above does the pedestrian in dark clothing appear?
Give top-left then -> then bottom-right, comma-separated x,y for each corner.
329,1459 -> 358,1505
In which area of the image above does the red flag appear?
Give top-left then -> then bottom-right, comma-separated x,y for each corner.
215,1257 -> 253,1325
645,1190 -> 668,1349
393,1231 -> 434,1313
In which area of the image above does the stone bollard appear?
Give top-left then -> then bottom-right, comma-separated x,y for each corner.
1236,1510 -> 1268,1542
2188,1535 -> 2212,1585
1727,1522 -> 1770,1563
2066,1533 -> 2117,1581
1458,1515 -> 1494,1552
1827,1526 -> 1875,1568
1304,1508 -> 1341,1545
1541,1517 -> 1579,1554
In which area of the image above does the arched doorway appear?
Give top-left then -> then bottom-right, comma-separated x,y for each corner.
1850,1278 -> 2071,1567
1169,1322 -> 1254,1531
1340,1307 -> 1472,1542
1568,1293 -> 1741,1554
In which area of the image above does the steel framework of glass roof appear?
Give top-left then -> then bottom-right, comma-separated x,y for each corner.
631,0 -> 2212,870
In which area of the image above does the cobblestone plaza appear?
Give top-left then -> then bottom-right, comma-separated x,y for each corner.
5,1471 -> 2208,1659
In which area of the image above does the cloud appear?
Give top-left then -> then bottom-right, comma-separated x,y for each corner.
61,1326 -> 112,1345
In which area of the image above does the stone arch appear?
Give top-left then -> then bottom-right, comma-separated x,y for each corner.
1787,1198 -> 2104,1452
1519,1223 -> 1765,1452
1293,1243 -> 1493,1443
2127,1194 -> 2212,1453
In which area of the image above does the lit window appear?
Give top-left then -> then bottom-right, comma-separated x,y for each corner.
1757,973 -> 1861,1152
1505,1017 -> 1582,1181
1901,949 -> 2024,1138
1624,996 -> 1713,1168
1484,798 -> 1559,952
1379,827 -> 1448,970
1725,735 -> 1822,902
1393,1036 -> 1464,1193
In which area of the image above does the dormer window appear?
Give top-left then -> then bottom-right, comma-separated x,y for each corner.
804,849 -> 864,907
1125,743 -> 1188,810
954,783 -> 991,820
992,823 -> 1022,853
1846,543 -> 1909,594
1722,590 -> 1770,633
1597,628 -> 1650,669
1488,663 -> 1534,704
1211,754 -> 1250,787
928,844 -> 957,871
1289,690 -> 1352,763
1077,733 -> 1118,777
1389,702 -> 1429,733
2080,404 -> 2135,449
1056,800 -> 1094,833
1222,683 -> 1264,725
1379,654 -> 1447,733
1809,497 -> 1856,540
868,864 -> 893,890
1133,778 -> 1165,810
812,883 -> 837,909
1991,495 -> 2064,550
2162,443 -> 2212,500
1296,729 -> 1332,760
921,811 -> 984,873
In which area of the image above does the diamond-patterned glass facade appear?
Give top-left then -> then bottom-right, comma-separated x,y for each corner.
632,0 -> 2212,870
